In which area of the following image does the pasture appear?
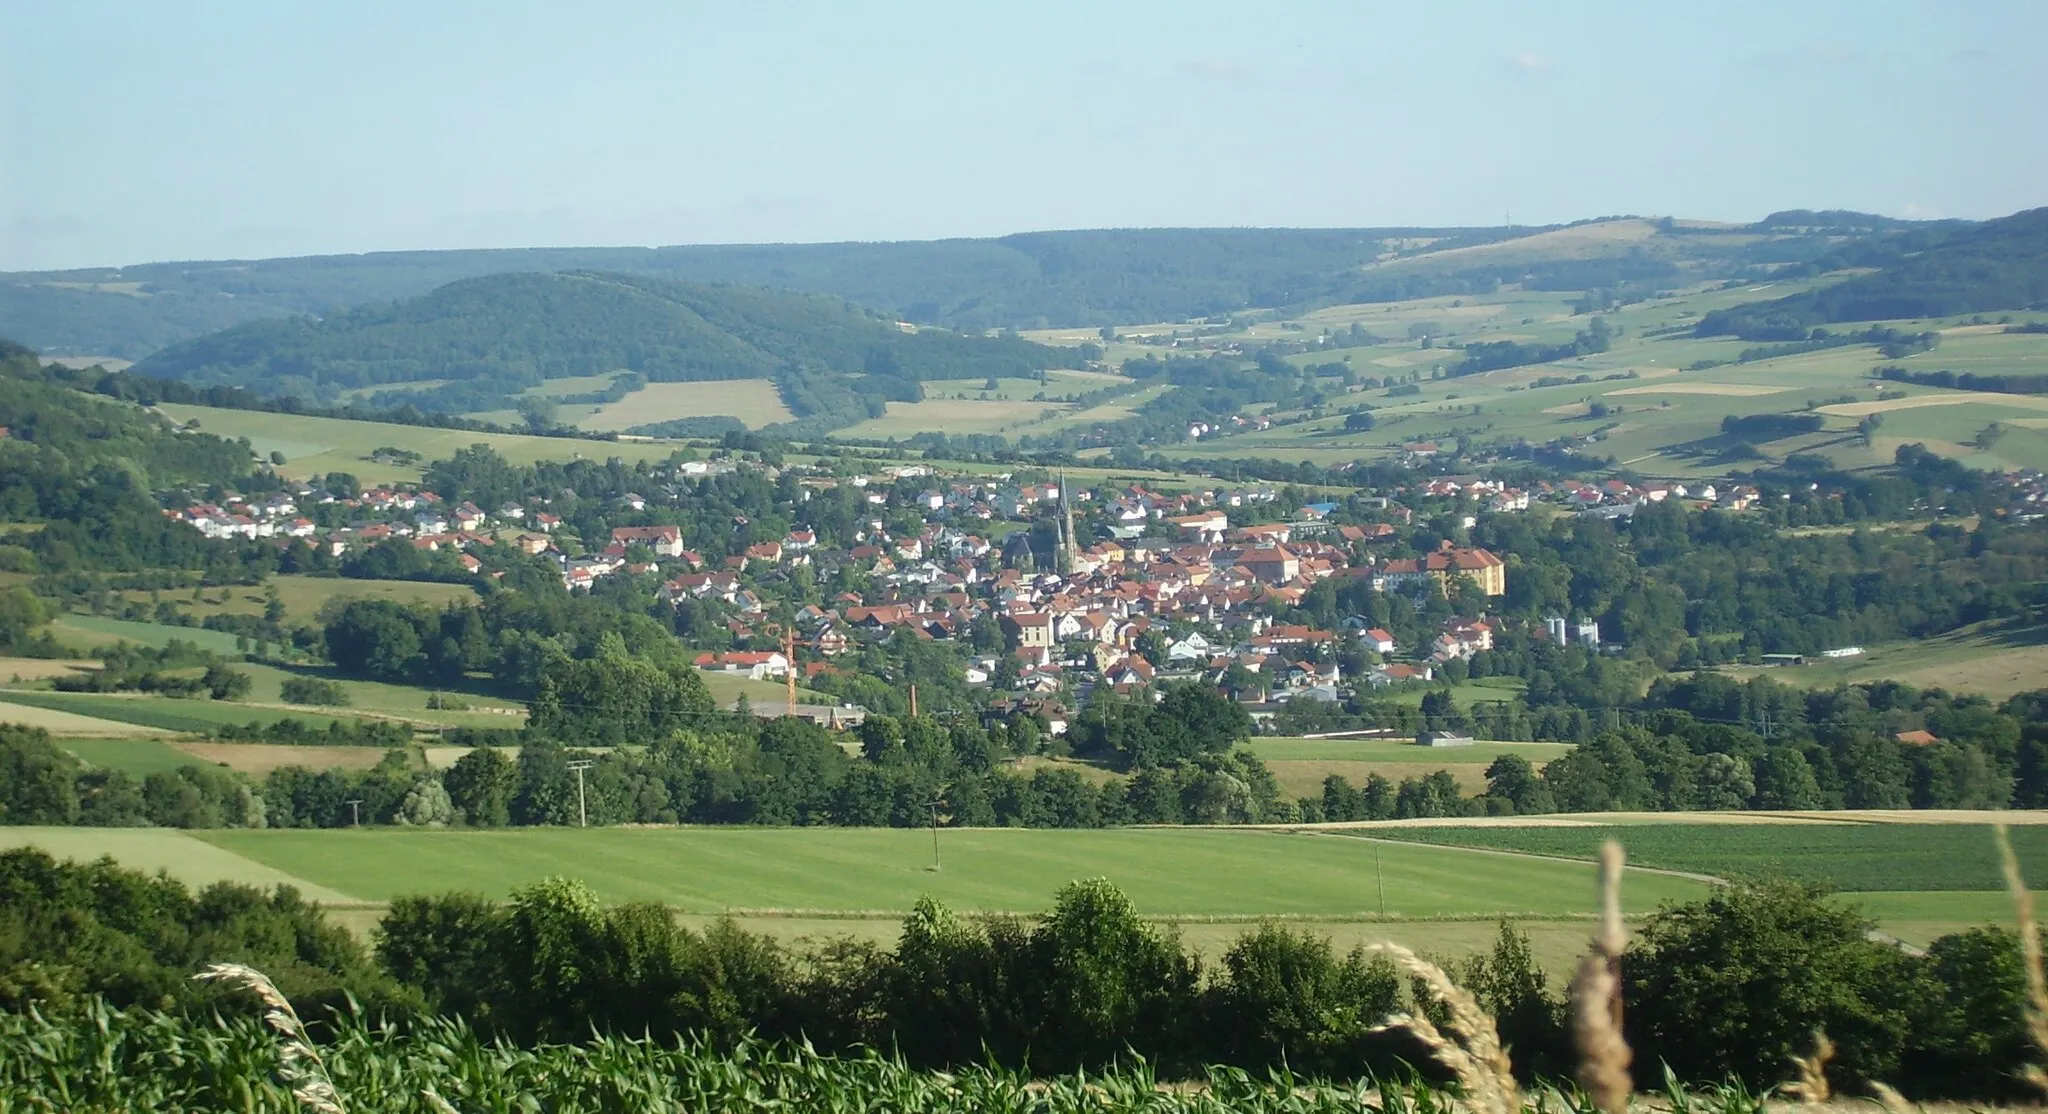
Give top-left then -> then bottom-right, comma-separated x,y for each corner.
579,379 -> 794,431
153,403 -> 684,484
190,825 -> 1709,917
51,614 -> 245,654
234,662 -> 528,729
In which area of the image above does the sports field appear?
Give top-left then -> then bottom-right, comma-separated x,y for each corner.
152,403 -> 684,484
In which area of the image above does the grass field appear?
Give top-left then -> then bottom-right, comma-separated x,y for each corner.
153,403 -> 685,484
0,689 -> 341,734
51,615 -> 245,654
59,737 -> 207,776
173,741 -> 397,777
0,656 -> 98,684
1364,821 -> 2048,892
106,576 -> 480,627
0,828 -> 359,903
1250,738 -> 1571,798
699,670 -> 830,710
840,397 -> 1069,439
1700,621 -> 2048,701
188,825 -> 1708,917
0,695 -> 178,737
579,380 -> 794,432
234,662 -> 527,729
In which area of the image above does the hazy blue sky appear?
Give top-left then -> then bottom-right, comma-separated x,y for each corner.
3,0 -> 2042,270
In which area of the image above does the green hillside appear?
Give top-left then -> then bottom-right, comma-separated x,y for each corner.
1697,206 -> 2048,338
4,219 -> 1917,360
130,271 -> 1081,419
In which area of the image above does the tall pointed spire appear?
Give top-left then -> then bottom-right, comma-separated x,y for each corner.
1059,470 -> 1078,575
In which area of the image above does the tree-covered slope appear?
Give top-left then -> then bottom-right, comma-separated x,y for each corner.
1697,206 -> 2048,339
130,272 -> 1079,409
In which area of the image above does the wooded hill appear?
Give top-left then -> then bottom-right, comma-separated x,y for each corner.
5,216 -> 1930,358
130,272 -> 1084,415
1696,206 -> 2048,339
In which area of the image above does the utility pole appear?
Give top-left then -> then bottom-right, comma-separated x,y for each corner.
924,798 -> 944,872
566,760 -> 594,827
909,682 -> 918,719
1374,843 -> 1388,917
346,799 -> 363,828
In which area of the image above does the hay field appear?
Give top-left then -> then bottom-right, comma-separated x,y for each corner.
107,576 -> 479,626
579,379 -> 793,431
839,397 -> 1068,439
173,741 -> 394,778
0,656 -> 99,683
1705,622 -> 2048,701
0,696 -> 175,737
154,403 -> 682,484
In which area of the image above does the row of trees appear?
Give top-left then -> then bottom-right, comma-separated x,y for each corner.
3,846 -> 2037,1098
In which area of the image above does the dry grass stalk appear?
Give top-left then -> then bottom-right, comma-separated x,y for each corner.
1369,941 -> 1521,1114
1785,1029 -> 1833,1104
1994,824 -> 2048,1097
1568,841 -> 1631,1114
193,962 -> 346,1114
1869,1081 -> 1915,1114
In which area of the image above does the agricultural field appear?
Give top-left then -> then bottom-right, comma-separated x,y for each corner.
1248,737 -> 1571,798
839,397 -> 1072,439
1362,817 -> 2047,946
1699,621 -> 2048,701
151,403 -> 684,484
181,825 -> 1704,918
1104,273 -> 2048,476
59,737 -> 216,776
50,614 -> 246,654
0,696 -> 175,737
171,741 -> 397,778
0,655 -> 98,684
233,662 -> 527,729
0,689 -> 342,734
0,828 -> 359,903
578,379 -> 794,431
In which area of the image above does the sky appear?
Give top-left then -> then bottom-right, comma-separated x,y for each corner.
3,0 -> 2043,271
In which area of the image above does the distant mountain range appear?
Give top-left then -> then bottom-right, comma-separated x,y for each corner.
0,213 -> 1947,359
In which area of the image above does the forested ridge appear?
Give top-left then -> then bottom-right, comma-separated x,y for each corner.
1697,206 -> 2048,339
131,271 -> 1084,415
6,216 -> 1941,360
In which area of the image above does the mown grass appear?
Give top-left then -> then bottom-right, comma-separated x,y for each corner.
58,737 -> 204,776
0,689 -> 342,734
190,825 -> 1709,916
1247,738 -> 1570,763
1364,822 -> 2048,891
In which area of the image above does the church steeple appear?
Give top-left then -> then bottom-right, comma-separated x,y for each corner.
1058,470 -> 1078,575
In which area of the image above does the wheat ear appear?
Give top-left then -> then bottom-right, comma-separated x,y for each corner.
1994,824 -> 2048,1097
1568,841 -> 1631,1114
1370,941 -> 1522,1114
193,963 -> 346,1114
1785,1029 -> 1833,1104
